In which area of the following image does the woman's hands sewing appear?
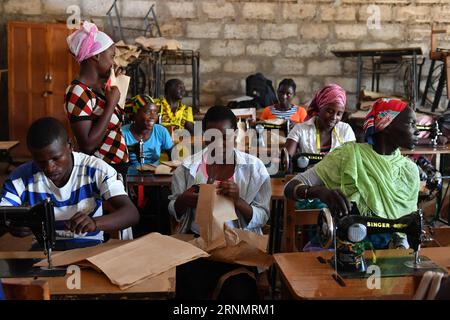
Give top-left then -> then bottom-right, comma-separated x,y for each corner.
217,181 -> 253,223
179,185 -> 200,208
174,185 -> 199,219
65,212 -> 97,235
217,181 -> 240,204
307,186 -> 352,217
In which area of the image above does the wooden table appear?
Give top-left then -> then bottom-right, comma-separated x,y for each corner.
0,141 -> 19,151
0,141 -> 19,166
401,145 -> 450,155
126,171 -> 173,187
332,47 -> 423,108
274,247 -> 450,300
401,144 -> 450,173
0,252 -> 175,299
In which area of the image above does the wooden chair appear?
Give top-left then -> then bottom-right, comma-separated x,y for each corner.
2,279 -> 50,300
282,198 -> 321,252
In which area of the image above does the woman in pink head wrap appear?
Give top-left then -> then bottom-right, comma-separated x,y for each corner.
286,84 -> 356,156
64,21 -> 129,176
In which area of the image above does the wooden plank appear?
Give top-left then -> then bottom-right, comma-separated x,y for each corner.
2,278 -> 50,300
270,177 -> 288,201
274,247 -> 450,300
400,144 -> 450,155
0,251 -> 175,298
0,141 -> 19,151
332,47 -> 423,58
0,234 -> 33,251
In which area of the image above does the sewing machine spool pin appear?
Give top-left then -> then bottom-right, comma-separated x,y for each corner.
139,138 -> 145,171
416,120 -> 443,150
255,124 -> 265,148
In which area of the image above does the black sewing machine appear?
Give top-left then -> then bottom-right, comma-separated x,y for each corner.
317,208 -> 425,274
416,120 -> 443,148
280,150 -> 325,174
251,119 -> 291,136
0,199 -> 66,277
291,153 -> 324,173
127,138 -> 162,173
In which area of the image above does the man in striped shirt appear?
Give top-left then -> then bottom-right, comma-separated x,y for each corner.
0,117 -> 139,250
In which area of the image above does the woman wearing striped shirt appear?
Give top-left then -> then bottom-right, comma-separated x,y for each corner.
260,78 -> 307,124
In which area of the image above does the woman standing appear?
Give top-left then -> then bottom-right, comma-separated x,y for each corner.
65,21 -> 128,176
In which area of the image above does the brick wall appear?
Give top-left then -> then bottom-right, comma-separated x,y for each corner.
1,0 -> 450,110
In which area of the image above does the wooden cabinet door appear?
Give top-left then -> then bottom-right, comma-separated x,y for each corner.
47,24 -> 79,140
8,21 -> 48,157
8,22 -> 78,158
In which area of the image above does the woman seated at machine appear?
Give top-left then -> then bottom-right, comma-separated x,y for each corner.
154,79 -> 195,135
285,84 -> 356,157
122,94 -> 174,167
260,79 -> 307,124
121,95 -> 174,236
284,98 -> 420,250
169,106 -> 271,299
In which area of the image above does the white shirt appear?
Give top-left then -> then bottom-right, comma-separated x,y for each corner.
287,116 -> 356,154
168,148 -> 271,235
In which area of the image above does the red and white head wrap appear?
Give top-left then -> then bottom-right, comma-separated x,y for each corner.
306,84 -> 347,121
363,98 -> 408,145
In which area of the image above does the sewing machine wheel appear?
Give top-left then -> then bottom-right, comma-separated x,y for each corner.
318,208 -> 334,249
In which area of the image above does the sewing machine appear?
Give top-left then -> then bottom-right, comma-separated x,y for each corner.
292,153 -> 324,173
317,208 -> 425,275
0,199 -> 65,277
251,119 -> 290,136
417,120 -> 443,148
280,150 -> 325,174
127,139 -> 152,171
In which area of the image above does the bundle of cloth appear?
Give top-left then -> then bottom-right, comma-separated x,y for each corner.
114,40 -> 141,68
135,36 -> 182,51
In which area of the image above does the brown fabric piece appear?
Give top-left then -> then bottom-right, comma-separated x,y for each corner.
35,233 -> 209,290
192,184 -> 238,252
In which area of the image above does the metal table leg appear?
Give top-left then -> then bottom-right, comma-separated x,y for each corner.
413,51 -> 418,109
421,60 -> 436,108
356,54 -> 363,109
432,63 -> 446,112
